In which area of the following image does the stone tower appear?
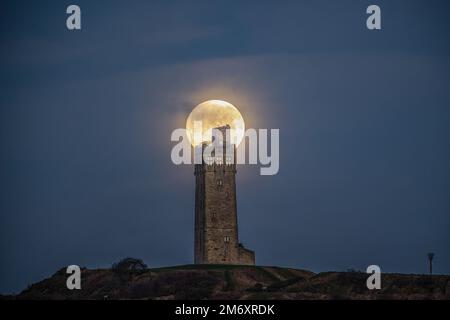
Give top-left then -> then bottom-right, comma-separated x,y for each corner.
194,125 -> 255,265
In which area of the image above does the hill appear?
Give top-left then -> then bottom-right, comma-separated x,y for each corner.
7,264 -> 450,300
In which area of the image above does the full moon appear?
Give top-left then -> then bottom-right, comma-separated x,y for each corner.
186,100 -> 245,146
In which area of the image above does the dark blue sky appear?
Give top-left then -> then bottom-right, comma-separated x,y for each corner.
1,0 -> 449,294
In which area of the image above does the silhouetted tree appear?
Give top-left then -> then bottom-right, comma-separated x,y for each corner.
427,253 -> 434,275
112,257 -> 147,278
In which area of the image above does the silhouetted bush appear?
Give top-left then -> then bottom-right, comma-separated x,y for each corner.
112,257 -> 147,278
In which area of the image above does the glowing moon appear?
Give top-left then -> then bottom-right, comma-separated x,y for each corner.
186,100 -> 245,147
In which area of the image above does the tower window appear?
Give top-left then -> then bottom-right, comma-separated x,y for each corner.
217,179 -> 223,186
224,236 -> 230,243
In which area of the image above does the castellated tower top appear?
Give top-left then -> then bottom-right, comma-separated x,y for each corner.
197,124 -> 236,167
215,124 -> 231,139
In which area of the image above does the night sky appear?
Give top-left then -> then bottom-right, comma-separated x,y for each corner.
1,1 -> 449,294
